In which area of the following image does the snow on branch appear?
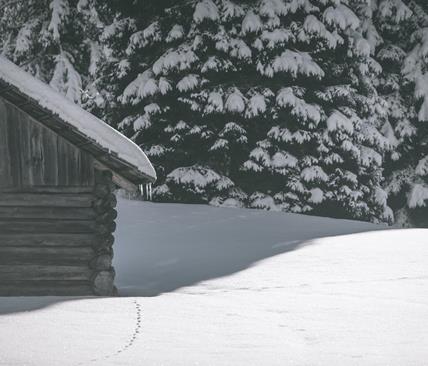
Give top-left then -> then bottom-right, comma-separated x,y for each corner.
300,166 -> 328,183
267,50 -> 324,79
379,0 -> 413,23
193,0 -> 219,23
120,70 -> 158,105
49,52 -> 82,104
302,14 -> 343,49
126,22 -> 161,54
408,183 -> 428,208
153,46 -> 198,75
276,88 -> 321,124
48,0 -> 69,41
323,5 -> 360,31
241,11 -> 262,35
225,88 -> 246,113
327,110 -> 354,134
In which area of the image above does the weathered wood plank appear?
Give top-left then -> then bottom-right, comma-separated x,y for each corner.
0,280 -> 93,296
0,97 -> 95,189
81,149 -> 95,186
0,233 -> 98,247
0,219 -> 96,234
0,265 -> 92,281
0,247 -> 95,266
94,160 -> 137,192
0,98 -> 12,189
0,193 -> 94,207
0,206 -> 96,220
6,100 -> 22,187
41,120 -> 60,185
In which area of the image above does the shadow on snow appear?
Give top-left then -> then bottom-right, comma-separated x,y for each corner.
113,199 -> 385,297
0,199 -> 385,315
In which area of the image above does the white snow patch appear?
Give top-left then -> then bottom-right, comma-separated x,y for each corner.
327,110 -> 354,134
416,156 -> 428,176
276,88 -> 321,123
260,29 -> 294,48
206,91 -> 224,113
246,93 -> 267,117
176,74 -> 199,92
241,11 -> 262,34
301,166 -> 329,182
193,0 -> 219,23
309,187 -> 324,204
121,70 -> 158,104
271,50 -> 324,79
1,201 -> 428,365
166,25 -> 184,42
225,89 -> 246,113
408,183 -> 428,208
323,4 -> 360,31
167,166 -> 220,188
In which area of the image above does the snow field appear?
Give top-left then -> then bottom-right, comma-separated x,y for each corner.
0,199 -> 427,365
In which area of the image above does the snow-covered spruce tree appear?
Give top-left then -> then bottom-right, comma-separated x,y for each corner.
372,0 -> 428,226
240,0 -> 392,221
102,0 -> 392,222
105,1 -> 258,205
0,0 -> 108,107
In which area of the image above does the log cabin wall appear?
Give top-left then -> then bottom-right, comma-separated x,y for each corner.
0,96 -> 117,296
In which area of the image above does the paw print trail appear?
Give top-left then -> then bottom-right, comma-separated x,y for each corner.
76,299 -> 142,365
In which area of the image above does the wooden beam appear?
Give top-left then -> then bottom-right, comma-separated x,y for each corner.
94,160 -> 139,193
0,233 -> 97,247
0,193 -> 94,207
0,280 -> 93,296
0,219 -> 96,234
0,265 -> 92,281
0,206 -> 96,220
0,247 -> 95,266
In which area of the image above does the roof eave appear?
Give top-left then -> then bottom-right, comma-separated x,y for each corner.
0,80 -> 156,185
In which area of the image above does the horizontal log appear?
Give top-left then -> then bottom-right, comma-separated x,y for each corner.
93,194 -> 117,212
0,233 -> 97,247
94,184 -> 111,198
0,219 -> 96,234
0,265 -> 92,281
96,209 -> 117,223
92,234 -> 115,252
92,269 -> 115,296
95,221 -> 116,235
94,161 -> 138,193
0,186 -> 94,194
89,254 -> 113,270
0,206 -> 96,220
95,168 -> 113,183
0,247 -> 95,266
0,193 -> 94,207
0,280 -> 93,296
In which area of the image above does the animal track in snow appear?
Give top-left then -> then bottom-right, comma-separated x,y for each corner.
76,299 -> 142,365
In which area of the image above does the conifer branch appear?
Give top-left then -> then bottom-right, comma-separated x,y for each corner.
0,0 -> 21,13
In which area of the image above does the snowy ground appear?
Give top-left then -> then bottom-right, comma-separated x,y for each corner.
1,198 -> 428,366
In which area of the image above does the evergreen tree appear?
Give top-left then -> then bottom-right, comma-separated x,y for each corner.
2,0 -> 428,225
372,0 -> 428,226
102,0 -> 392,222
0,0 -> 107,106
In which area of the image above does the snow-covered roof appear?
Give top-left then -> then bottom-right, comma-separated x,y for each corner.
0,56 -> 156,184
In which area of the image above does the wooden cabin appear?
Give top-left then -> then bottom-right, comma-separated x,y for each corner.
0,57 -> 156,296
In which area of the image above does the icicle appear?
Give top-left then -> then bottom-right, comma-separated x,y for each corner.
143,183 -> 152,201
148,183 -> 153,201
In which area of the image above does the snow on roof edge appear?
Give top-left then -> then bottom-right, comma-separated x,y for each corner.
0,56 -> 156,182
